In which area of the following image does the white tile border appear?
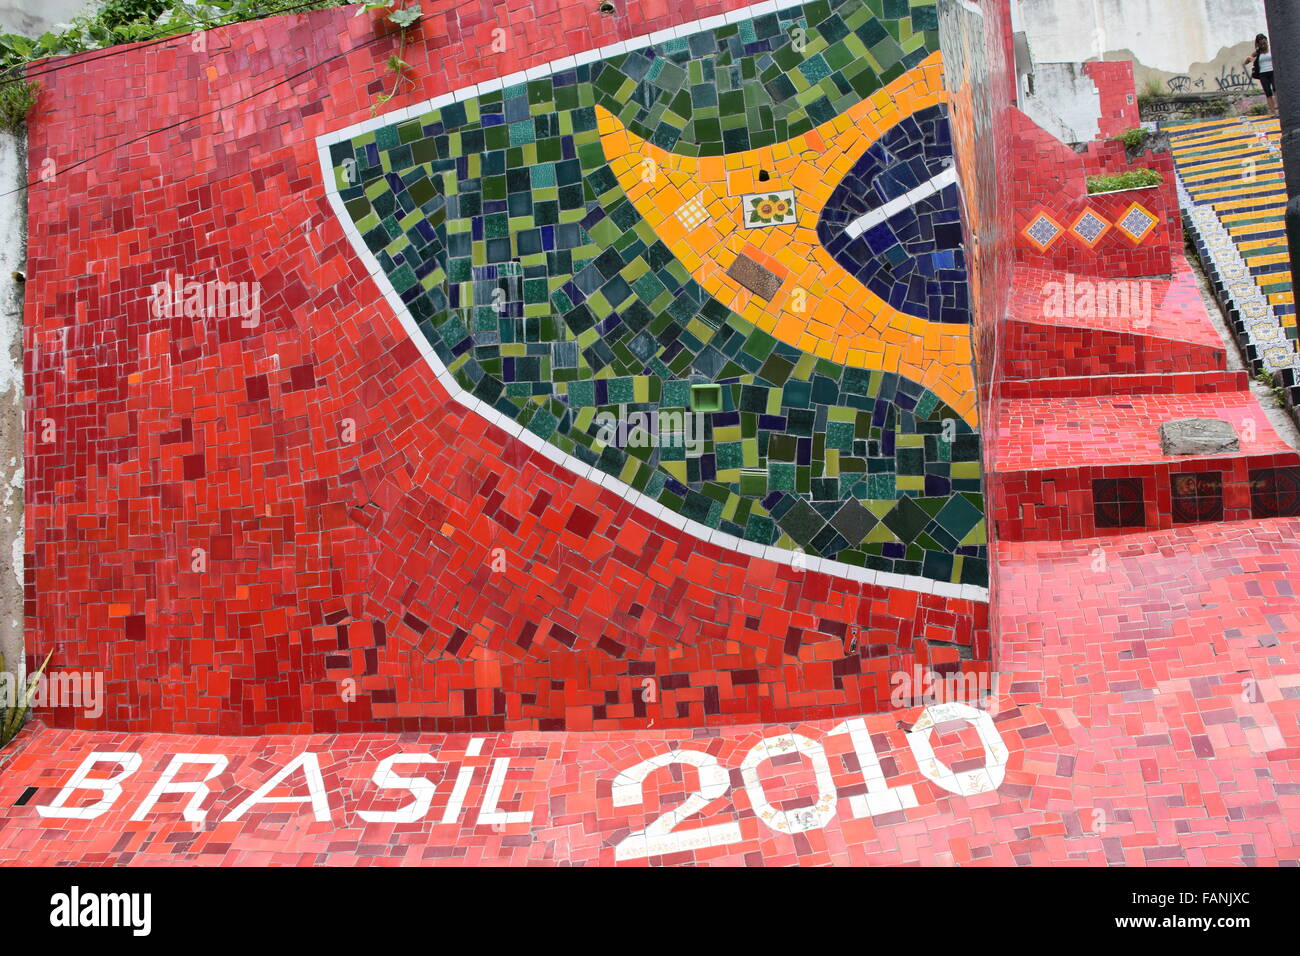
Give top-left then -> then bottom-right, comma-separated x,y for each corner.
313,2 -> 990,604
318,0 -> 812,147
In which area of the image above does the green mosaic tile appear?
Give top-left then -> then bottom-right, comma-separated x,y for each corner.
769,461 -> 797,491
330,0 -> 978,586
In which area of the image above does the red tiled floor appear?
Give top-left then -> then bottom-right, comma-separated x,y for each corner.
993,392 -> 1294,471
3,516 -> 1298,865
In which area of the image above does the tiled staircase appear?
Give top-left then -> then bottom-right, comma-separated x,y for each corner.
1167,117 -> 1300,407
991,265 -> 1300,543
987,257 -> 1300,861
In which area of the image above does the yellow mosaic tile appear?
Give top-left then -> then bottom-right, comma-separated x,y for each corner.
596,52 -> 977,425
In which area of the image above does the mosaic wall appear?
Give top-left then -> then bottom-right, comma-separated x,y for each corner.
937,0 -> 1016,385
1013,112 -> 1177,278
1082,61 -> 1140,141
14,1 -> 1300,870
324,0 -> 986,590
934,0 -> 1013,657
25,0 -> 989,735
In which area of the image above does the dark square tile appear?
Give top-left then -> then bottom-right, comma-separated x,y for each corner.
1093,477 -> 1145,529
883,496 -> 929,542
1249,466 -> 1300,519
777,498 -> 827,547
1171,471 -> 1223,524
829,498 -> 878,544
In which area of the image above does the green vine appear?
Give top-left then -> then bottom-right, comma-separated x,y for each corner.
1256,370 -> 1289,406
0,0 -> 349,71
356,1 -> 421,116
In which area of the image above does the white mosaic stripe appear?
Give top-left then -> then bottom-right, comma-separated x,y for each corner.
845,166 -> 957,240
315,4 -> 989,602
321,0 -> 809,146
1246,121 -> 1281,161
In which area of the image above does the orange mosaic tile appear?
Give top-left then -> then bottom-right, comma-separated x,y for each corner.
598,52 -> 977,424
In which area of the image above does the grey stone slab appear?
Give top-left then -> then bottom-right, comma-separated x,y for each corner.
1159,418 -> 1239,456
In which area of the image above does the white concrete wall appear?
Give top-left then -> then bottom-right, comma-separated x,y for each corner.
1021,61 -> 1101,144
0,0 -> 91,37
1019,0 -> 1268,95
0,132 -> 22,685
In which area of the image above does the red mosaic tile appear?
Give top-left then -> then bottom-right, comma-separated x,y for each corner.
4,514 -> 1299,865
7,0 -> 1298,870
19,0 -> 988,737
993,393 -> 1293,472
1000,370 -> 1248,400
1000,264 -> 1228,380
1082,60 -> 1141,140
1010,111 -> 1177,277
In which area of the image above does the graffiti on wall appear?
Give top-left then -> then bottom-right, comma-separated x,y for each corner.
1167,64 -> 1257,94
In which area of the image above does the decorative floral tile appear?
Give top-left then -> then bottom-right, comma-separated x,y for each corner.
1114,201 -> 1159,244
1021,210 -> 1063,251
1068,208 -> 1109,248
741,190 -> 797,228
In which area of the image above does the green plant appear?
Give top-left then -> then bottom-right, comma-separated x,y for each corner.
1115,127 -> 1144,150
0,77 -> 39,134
1137,77 -> 1166,112
1192,98 -> 1230,117
0,651 -> 51,748
356,1 -> 422,115
1256,370 -> 1288,405
1086,168 -> 1163,194
1246,102 -> 1271,116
